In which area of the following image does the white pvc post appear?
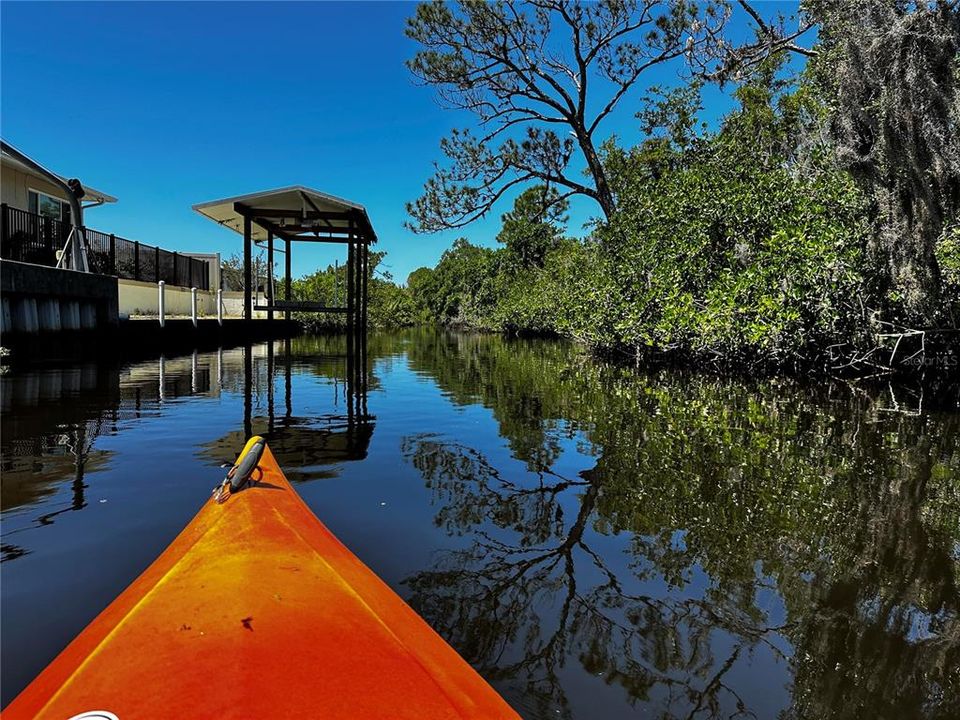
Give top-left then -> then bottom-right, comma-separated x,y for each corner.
159,355 -> 166,402
217,288 -> 223,325
158,281 -> 166,327
191,287 -> 198,327
191,350 -> 198,393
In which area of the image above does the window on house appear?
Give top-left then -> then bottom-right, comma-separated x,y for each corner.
28,190 -> 71,223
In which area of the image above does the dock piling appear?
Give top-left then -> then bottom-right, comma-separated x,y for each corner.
158,281 -> 166,327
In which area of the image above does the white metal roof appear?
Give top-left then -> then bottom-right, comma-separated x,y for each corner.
0,146 -> 117,205
192,185 -> 376,243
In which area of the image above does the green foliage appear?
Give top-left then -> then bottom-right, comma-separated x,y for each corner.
594,104 -> 868,366
291,250 -> 417,330
400,0 -> 959,375
495,186 -> 568,271
804,0 -> 960,322
406,239 -> 502,327
936,222 -> 960,323
406,66 -> 874,371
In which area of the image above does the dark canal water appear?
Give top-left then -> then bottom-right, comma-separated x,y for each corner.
2,330 -> 959,718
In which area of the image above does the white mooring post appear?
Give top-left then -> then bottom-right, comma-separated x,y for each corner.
191,350 -> 198,393
217,288 -> 223,326
159,355 -> 166,402
158,281 -> 166,327
191,287 -> 198,327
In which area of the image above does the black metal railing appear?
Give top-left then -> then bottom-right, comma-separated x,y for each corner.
0,204 -> 210,290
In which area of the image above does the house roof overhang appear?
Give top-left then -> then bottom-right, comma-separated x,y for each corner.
0,142 -> 117,206
192,186 -> 377,244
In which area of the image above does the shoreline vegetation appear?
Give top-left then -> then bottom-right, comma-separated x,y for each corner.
294,1 -> 958,380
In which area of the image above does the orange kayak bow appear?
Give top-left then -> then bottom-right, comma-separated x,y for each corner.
5,437 -> 520,719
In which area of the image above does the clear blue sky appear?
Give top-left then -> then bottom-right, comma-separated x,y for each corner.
1,1 -> 804,283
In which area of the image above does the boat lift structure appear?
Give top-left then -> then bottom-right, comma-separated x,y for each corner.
193,186 -> 375,395
193,186 -> 375,326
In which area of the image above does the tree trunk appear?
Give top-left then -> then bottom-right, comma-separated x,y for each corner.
575,128 -> 616,221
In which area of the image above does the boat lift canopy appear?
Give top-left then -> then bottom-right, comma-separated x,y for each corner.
192,186 -> 374,326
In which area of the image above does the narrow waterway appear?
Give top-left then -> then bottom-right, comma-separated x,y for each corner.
2,330 -> 958,718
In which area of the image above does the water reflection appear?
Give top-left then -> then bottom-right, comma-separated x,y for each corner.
203,338 -> 374,483
1,336 -> 374,543
398,334 -> 960,719
1,330 -> 957,719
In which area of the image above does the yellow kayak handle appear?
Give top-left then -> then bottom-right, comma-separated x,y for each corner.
227,435 -> 267,490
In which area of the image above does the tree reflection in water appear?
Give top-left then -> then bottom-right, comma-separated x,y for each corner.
399,333 -> 960,720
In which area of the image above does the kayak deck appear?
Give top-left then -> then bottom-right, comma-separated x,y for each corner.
6,443 -> 519,719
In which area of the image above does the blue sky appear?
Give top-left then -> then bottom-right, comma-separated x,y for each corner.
1,1 -> 804,283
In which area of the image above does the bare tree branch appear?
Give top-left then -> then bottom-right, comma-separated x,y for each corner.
405,0 -> 727,233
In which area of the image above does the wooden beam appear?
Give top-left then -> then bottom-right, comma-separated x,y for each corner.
347,241 -> 355,333
243,214 -> 252,322
235,202 -> 377,243
278,235 -> 356,245
266,230 -> 274,322
298,190 -> 336,229
240,207 -> 355,221
251,217 -> 299,243
284,236 -> 292,322
253,215 -> 366,243
361,244 -> 368,337
255,301 -> 349,313
276,224 -> 352,234
243,343 -> 253,438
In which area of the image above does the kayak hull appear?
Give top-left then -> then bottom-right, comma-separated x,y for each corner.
5,443 -> 519,719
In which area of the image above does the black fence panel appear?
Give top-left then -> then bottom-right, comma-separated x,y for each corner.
189,257 -> 209,290
84,228 -> 113,275
1,204 -> 209,289
156,248 -> 173,285
0,206 -> 67,267
114,236 -> 138,280
140,244 -> 157,283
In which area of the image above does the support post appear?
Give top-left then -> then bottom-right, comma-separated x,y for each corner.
346,240 -> 355,413
267,340 -> 275,434
191,287 -> 198,327
158,281 -> 166,327
243,214 -> 252,322
284,237 -> 291,323
267,230 -> 274,322
334,259 -> 340,306
361,242 -> 368,337
159,356 -> 166,402
346,241 -> 355,332
361,242 -> 368,399
109,233 -> 116,275
191,350 -> 198,394
284,338 -> 292,420
217,288 -> 223,326
243,343 -> 252,439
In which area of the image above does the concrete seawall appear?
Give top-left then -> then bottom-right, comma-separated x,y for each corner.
1,260 -> 300,360
1,259 -> 119,337
117,278 -> 265,319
